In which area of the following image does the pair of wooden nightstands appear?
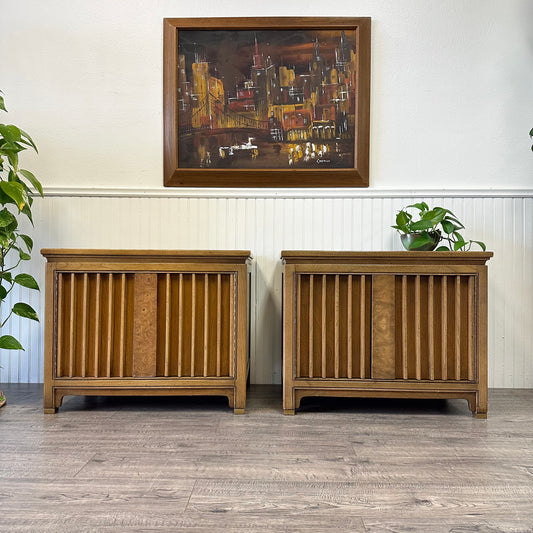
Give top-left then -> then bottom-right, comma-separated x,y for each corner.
42,249 -> 492,417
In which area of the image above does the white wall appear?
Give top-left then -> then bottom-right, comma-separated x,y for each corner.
1,1 -> 532,386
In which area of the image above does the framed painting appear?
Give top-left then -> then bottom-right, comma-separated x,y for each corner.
163,17 -> 371,187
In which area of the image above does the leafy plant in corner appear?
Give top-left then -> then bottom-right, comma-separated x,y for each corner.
392,202 -> 486,251
0,91 -> 43,356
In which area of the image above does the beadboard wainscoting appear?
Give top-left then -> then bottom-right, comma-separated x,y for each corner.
1,189 -> 532,388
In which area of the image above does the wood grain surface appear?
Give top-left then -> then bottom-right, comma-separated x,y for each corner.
132,273 -> 158,377
282,252 -> 491,417
42,250 -> 251,414
1,384 -> 532,532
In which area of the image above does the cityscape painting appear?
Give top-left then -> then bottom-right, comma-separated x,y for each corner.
164,18 -> 371,187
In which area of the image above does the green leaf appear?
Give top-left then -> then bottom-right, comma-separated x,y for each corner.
0,181 -> 28,211
445,216 -> 464,229
1,272 -> 13,283
454,239 -> 467,251
5,147 -> 19,169
441,220 -> 458,234
530,128 -> 533,138
0,285 -> 7,299
0,335 -> 24,350
19,249 -> 31,261
409,219 -> 435,231
0,208 -> 16,228
426,207 -> 447,223
0,185 -> 14,206
21,202 -> 34,225
0,94 -> 6,112
19,129 -> 38,153
395,210 -> 411,229
0,221 -> 18,243
12,302 -> 39,321
471,240 -> 487,251
14,273 -> 39,290
0,124 -> 22,143
435,245 -> 451,251
19,169 -> 43,197
0,233 -> 11,248
407,202 -> 429,212
19,234 -> 33,252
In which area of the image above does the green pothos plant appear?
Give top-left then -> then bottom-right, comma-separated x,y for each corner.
392,202 -> 486,251
0,91 -> 43,359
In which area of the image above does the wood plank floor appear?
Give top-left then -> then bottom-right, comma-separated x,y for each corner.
0,385 -> 532,532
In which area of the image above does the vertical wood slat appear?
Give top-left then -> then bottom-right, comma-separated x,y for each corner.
178,273 -> 183,377
347,275 -> 353,379
334,275 -> 339,378
360,275 -> 366,379
164,273 -> 171,377
455,276 -> 461,380
69,273 -> 75,378
428,276 -> 435,380
94,274 -> 101,377
468,276 -> 475,380
321,274 -> 327,379
203,274 -> 209,377
415,275 -> 421,380
216,274 -> 221,377
401,275 -> 408,379
106,273 -> 113,378
80,273 -> 88,378
228,273 -> 235,377
441,276 -> 448,381
57,274 -> 64,378
119,273 -> 126,378
308,274 -> 314,378
296,275 -> 301,377
190,273 -> 196,377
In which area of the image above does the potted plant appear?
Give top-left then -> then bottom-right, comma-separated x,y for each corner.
392,202 -> 486,251
0,91 -> 43,407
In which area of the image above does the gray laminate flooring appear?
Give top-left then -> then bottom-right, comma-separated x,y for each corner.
0,384 -> 532,532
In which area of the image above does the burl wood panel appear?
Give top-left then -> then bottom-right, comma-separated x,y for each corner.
42,249 -> 251,414
371,275 -> 396,380
281,251 -> 492,418
132,274 -> 157,378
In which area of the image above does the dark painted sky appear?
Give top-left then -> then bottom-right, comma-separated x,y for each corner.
178,29 -> 356,92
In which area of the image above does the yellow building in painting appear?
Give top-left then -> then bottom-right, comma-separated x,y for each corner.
279,66 -> 295,88
192,61 -> 224,129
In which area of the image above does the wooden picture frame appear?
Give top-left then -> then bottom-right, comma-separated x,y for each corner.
164,17 -> 371,188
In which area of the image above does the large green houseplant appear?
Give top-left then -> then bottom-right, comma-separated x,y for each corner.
392,202 -> 486,251
0,92 -> 43,407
